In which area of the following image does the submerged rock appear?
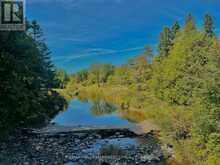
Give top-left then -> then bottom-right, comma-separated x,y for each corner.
0,127 -> 166,165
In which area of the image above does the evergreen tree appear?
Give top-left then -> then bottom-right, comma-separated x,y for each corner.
0,21 -> 66,134
204,14 -> 215,36
185,14 -> 196,32
30,20 -> 56,88
30,20 -> 43,42
158,27 -> 172,57
170,21 -> 180,42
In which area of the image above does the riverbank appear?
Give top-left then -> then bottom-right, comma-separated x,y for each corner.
60,85 -> 192,164
0,126 -> 168,165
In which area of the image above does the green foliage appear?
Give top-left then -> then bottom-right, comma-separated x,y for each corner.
75,69 -> 88,83
55,68 -> 69,88
150,14 -> 220,164
204,14 -> 215,37
128,54 -> 151,85
170,21 -> 181,42
74,63 -> 115,86
108,65 -> 132,85
151,26 -> 219,106
207,133 -> 220,154
185,14 -> 196,32
158,27 -> 172,57
29,20 -> 56,88
0,20 -> 66,134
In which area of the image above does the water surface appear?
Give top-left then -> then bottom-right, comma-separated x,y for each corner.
52,99 -> 131,127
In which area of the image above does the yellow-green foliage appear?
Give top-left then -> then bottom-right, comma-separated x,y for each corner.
149,16 -> 220,164
151,30 -> 216,105
63,14 -> 220,165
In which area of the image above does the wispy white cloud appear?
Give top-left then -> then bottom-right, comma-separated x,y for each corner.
53,46 -> 143,62
59,37 -> 88,43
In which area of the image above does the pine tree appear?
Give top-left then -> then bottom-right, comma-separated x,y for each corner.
204,14 -> 215,36
0,20 -> 66,134
30,20 -> 44,43
158,27 -> 172,57
30,20 -> 55,88
170,21 -> 180,42
185,14 -> 196,32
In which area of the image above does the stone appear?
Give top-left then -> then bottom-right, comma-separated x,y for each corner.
74,139 -> 80,143
0,127 -> 165,165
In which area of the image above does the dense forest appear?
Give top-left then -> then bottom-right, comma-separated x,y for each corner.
0,20 -> 66,135
64,14 -> 220,165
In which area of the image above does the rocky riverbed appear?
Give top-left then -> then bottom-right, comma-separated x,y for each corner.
0,126 -> 167,165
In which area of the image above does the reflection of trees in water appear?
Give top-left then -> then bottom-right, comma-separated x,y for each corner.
91,100 -> 117,116
119,110 -> 146,123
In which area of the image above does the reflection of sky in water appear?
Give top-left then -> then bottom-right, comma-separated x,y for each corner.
52,99 -> 130,127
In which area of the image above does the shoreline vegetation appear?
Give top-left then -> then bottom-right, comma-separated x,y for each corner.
61,14 -> 220,165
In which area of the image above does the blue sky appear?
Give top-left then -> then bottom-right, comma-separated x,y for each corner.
27,0 -> 220,73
